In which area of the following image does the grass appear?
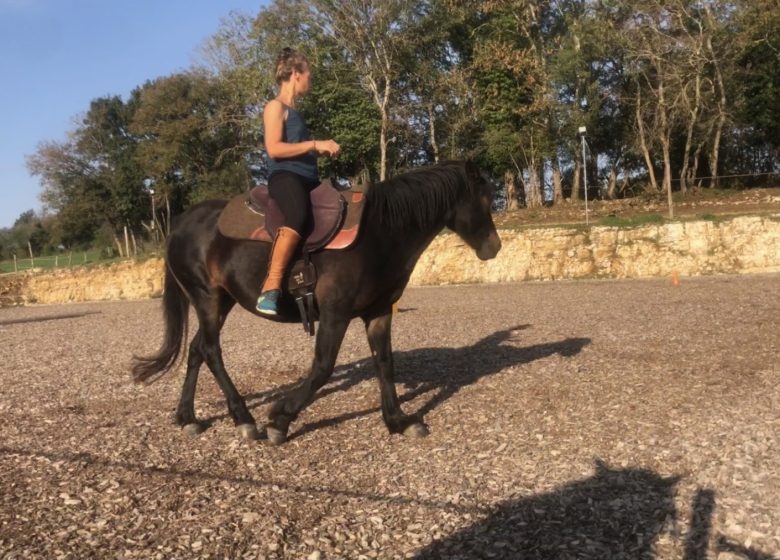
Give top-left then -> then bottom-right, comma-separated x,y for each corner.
1,250 -> 120,274
697,213 -> 721,222
598,214 -> 665,228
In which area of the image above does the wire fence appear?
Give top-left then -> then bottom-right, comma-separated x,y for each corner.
0,251 -> 121,275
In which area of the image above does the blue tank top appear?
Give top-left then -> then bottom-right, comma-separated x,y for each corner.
267,103 -> 319,182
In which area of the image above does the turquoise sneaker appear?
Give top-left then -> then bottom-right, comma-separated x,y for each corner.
256,289 -> 281,316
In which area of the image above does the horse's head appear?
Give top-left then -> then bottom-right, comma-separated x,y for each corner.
447,161 -> 502,260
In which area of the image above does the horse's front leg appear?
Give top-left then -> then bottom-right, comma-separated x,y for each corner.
266,313 -> 350,445
364,312 -> 429,438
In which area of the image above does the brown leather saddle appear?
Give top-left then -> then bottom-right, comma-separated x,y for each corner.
217,178 -> 365,251
217,179 -> 367,335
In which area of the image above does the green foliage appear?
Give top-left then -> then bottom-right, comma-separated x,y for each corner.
20,0 -> 780,249
131,73 -> 253,211
735,0 -> 780,151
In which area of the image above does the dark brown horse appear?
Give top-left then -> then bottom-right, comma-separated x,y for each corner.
132,160 -> 501,443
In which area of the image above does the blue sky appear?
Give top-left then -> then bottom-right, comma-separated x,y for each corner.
0,0 -> 266,228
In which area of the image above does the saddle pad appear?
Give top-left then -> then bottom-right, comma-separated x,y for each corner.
217,185 -> 366,251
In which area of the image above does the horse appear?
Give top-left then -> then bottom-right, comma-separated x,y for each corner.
132,160 -> 502,444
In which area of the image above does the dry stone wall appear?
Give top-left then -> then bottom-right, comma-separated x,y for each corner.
411,214 -> 780,285
1,214 -> 778,306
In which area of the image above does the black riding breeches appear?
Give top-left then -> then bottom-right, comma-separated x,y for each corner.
268,171 -> 319,236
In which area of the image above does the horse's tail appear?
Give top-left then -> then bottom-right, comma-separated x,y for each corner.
131,263 -> 189,384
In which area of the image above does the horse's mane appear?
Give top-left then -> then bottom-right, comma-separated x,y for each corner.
365,161 -> 473,232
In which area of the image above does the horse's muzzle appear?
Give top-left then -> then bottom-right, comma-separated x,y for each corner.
476,231 -> 501,260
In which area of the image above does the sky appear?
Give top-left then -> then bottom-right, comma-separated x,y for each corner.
0,0 -> 266,228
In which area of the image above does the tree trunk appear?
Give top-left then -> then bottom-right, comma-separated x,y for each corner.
504,170 -> 520,211
552,159 -> 563,204
705,7 -> 727,188
658,76 -> 674,218
114,234 -> 124,258
680,72 -> 703,194
427,103 -> 440,163
571,159 -> 581,201
124,226 -> 131,259
606,167 -> 618,199
525,166 -> 543,209
635,85 -> 659,192
379,109 -> 388,181
165,194 -> 171,237
709,116 -> 724,188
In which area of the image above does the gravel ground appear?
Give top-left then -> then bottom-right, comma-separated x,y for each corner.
1,274 -> 778,560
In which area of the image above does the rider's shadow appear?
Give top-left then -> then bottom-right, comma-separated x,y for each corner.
414,459 -> 679,559
267,325 -> 590,439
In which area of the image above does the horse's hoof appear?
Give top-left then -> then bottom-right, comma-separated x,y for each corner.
403,422 -> 430,438
266,426 -> 288,446
237,423 -> 259,441
182,423 -> 205,437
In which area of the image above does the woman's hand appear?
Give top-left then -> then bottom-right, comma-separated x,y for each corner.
313,139 -> 341,157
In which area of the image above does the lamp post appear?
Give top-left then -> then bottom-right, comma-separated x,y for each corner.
149,188 -> 156,231
578,126 -> 589,225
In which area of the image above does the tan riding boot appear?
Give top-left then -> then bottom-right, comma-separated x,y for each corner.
256,227 -> 302,315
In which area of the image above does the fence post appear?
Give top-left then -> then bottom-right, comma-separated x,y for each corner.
13,254 -> 18,273
55,254 -> 59,267
28,241 -> 34,269
68,252 -> 72,266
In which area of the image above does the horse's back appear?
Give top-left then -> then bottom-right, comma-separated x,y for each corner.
166,200 -> 227,274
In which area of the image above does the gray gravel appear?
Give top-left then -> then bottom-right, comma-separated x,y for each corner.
1,274 -> 778,559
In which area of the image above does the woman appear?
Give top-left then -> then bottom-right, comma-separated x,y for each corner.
257,48 -> 341,316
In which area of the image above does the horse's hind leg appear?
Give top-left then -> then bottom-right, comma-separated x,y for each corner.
365,312 -> 429,438
175,330 -> 207,435
266,313 -> 350,445
185,291 -> 258,439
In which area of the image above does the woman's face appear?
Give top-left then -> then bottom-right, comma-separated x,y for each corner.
294,63 -> 311,96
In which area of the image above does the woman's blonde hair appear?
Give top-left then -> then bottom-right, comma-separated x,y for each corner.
274,48 -> 309,85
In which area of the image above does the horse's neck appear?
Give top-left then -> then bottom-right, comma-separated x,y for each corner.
372,217 -> 447,276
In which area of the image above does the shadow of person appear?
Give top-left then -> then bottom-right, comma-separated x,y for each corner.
284,326 -> 590,440
414,459 -> 679,560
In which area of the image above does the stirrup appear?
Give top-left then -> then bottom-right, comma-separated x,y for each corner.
256,289 -> 281,316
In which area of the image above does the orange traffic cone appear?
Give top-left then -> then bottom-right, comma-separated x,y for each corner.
671,271 -> 680,286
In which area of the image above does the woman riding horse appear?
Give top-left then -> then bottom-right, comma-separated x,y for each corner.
257,48 -> 341,315
132,160 -> 501,443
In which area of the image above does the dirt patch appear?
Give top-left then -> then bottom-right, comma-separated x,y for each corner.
1,275 -> 778,558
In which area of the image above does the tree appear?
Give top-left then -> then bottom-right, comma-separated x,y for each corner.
131,72 -> 252,217
28,95 -> 147,246
733,0 -> 780,156
302,0 -> 434,180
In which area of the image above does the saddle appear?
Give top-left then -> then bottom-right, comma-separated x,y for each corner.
217,178 -> 365,250
217,179 -> 367,335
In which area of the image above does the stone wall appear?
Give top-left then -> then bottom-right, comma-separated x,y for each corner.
410,214 -> 780,285
1,258 -> 165,306
2,214 -> 778,306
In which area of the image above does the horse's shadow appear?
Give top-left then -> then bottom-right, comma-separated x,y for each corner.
204,325 -> 590,437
